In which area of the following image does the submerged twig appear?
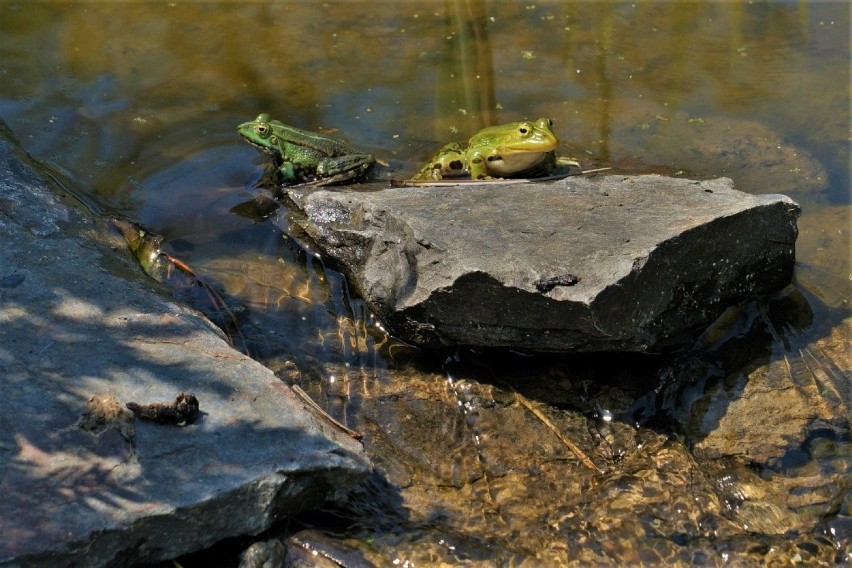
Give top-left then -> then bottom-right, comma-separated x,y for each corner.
291,384 -> 363,441
513,391 -> 604,475
799,347 -> 851,417
162,252 -> 249,352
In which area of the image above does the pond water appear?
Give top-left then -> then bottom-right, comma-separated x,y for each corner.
2,1 -> 849,566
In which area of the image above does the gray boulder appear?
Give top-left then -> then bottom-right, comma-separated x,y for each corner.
0,120 -> 370,567
286,175 -> 800,352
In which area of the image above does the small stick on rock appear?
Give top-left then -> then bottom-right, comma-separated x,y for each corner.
127,392 -> 200,426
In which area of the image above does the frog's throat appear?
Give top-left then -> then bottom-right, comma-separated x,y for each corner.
485,151 -> 549,175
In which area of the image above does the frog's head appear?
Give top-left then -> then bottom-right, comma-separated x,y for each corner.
467,117 -> 560,178
237,113 -> 282,155
495,118 -> 559,154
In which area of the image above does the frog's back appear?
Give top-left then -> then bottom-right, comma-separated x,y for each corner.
270,120 -> 354,157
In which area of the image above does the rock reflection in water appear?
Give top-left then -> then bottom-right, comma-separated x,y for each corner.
191,228 -> 849,565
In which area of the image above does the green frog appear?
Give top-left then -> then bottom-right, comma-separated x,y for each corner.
413,118 -> 560,181
237,114 -> 375,185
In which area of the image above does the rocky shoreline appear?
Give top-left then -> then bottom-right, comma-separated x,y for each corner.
0,121 -> 370,567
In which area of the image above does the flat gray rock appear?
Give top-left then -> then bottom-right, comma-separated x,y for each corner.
286,176 -> 800,351
0,121 -> 370,567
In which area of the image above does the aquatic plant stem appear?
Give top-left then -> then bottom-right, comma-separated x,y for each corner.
513,392 -> 604,475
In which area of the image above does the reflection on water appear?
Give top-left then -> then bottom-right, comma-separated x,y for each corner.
1,1 -> 849,565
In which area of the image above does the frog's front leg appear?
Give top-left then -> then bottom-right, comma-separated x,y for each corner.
278,161 -> 300,183
316,154 -> 376,183
466,150 -> 491,180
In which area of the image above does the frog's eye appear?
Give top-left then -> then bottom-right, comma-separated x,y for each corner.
256,123 -> 270,137
519,127 -> 529,134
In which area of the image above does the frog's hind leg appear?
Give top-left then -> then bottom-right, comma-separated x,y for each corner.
412,142 -> 467,180
316,154 -> 376,184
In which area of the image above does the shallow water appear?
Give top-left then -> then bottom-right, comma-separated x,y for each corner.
1,1 -> 849,565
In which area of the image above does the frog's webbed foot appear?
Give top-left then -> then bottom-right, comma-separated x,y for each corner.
556,156 -> 582,168
467,153 -> 492,180
412,167 -> 445,181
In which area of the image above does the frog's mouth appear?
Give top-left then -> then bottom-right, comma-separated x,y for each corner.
243,139 -> 269,152
244,140 -> 281,159
499,136 -> 558,154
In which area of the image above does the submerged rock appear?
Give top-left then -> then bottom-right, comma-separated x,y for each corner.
285,175 -> 800,352
796,204 -> 851,308
0,120 -> 370,567
553,98 -> 829,196
687,313 -> 851,465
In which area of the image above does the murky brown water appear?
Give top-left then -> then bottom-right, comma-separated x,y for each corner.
2,1 -> 849,565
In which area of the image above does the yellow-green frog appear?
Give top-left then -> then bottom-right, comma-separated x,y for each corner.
238,114 -> 375,185
413,118 -> 559,181
466,117 -> 560,180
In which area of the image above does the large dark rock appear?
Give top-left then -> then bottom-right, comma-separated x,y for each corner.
285,175 -> 800,352
0,120 -> 370,567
